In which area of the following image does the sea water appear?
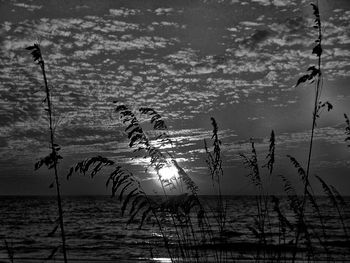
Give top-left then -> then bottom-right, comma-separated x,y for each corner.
0,196 -> 349,262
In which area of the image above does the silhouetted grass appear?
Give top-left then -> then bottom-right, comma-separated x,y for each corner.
68,104 -> 222,262
67,2 -> 348,262
20,2 -> 350,262
26,44 -> 68,262
345,113 -> 350,147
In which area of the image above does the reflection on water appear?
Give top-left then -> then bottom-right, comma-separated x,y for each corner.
0,196 -> 349,261
150,257 -> 172,263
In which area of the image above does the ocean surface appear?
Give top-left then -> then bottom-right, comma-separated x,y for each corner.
0,196 -> 349,262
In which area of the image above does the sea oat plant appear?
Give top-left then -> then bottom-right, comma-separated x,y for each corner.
24,2 -> 350,262
26,43 -> 68,262
67,103 -> 221,262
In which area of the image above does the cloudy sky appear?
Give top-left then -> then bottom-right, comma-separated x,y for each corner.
0,0 -> 349,195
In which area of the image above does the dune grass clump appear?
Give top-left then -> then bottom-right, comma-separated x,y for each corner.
68,103 -> 234,262
20,2 -> 350,262
66,2 -> 348,262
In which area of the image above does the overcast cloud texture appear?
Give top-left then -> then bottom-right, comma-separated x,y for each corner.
0,0 -> 349,195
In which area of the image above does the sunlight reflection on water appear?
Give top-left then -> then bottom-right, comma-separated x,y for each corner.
150,257 -> 172,263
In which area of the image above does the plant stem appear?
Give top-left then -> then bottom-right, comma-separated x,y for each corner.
304,12 -> 322,211
40,58 -> 68,263
293,3 -> 322,262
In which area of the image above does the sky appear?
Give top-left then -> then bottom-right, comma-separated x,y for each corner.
0,0 -> 349,195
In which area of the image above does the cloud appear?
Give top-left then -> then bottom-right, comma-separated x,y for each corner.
0,21 -> 12,33
241,29 -> 273,48
251,0 -> 271,6
240,21 -> 264,27
251,0 -> 295,7
1,0 -> 350,195
12,3 -> 42,11
220,126 -> 349,165
278,127 -> 348,146
72,5 -> 90,10
109,8 -> 139,17
154,7 -> 174,16
250,30 -> 272,45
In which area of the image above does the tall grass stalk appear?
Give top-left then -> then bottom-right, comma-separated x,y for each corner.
240,132 -> 276,261
26,44 -> 68,262
204,118 -> 226,234
345,113 -> 350,146
303,2 -> 323,212
292,3 -> 323,261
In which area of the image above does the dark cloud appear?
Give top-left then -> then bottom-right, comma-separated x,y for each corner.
0,137 -> 8,147
251,29 -> 271,43
285,16 -> 306,34
242,29 -> 272,48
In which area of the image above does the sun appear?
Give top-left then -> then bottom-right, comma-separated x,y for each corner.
158,165 -> 178,181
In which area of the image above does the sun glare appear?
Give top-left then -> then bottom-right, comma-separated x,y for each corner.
158,166 -> 178,181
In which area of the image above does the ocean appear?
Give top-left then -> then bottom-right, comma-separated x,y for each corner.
0,196 -> 349,262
